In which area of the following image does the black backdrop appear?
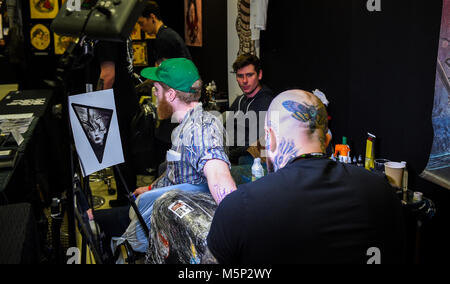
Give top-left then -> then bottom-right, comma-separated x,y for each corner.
261,0 -> 450,263
159,0 -> 228,98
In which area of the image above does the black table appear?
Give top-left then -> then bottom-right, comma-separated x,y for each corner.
0,90 -> 52,117
0,117 -> 39,196
0,89 -> 66,206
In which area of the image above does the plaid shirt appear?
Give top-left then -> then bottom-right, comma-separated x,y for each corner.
155,103 -> 230,188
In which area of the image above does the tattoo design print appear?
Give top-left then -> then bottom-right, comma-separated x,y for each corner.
282,100 -> 327,133
274,138 -> 298,172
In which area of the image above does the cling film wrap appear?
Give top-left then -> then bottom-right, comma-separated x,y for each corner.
145,190 -> 217,264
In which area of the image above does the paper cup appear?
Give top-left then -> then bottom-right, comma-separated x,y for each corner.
384,162 -> 405,188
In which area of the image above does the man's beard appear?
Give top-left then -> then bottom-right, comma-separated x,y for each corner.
157,95 -> 174,120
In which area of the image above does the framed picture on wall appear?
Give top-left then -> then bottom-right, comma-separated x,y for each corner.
185,0 -> 202,47
54,33 -> 76,55
0,15 -> 3,41
30,23 -> 51,53
132,41 -> 148,67
30,0 -> 59,19
145,32 -> 156,40
131,23 -> 142,41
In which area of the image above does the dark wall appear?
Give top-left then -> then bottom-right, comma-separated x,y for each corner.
0,0 -> 59,89
261,0 -> 449,263
159,0 -> 228,96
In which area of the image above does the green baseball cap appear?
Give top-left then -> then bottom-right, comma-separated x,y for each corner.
140,58 -> 200,93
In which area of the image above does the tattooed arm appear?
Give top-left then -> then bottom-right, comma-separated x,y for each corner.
203,160 -> 237,205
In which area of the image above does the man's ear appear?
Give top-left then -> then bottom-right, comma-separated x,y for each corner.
269,127 -> 277,153
166,88 -> 177,102
325,130 -> 332,149
258,69 -> 263,81
150,13 -> 156,22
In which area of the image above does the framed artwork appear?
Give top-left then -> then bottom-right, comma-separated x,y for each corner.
131,23 -> 142,41
69,90 -> 124,177
0,15 -> 3,41
54,33 -> 76,55
30,23 -> 51,51
145,32 -> 156,40
30,0 -> 59,19
184,0 -> 202,47
132,41 -> 148,67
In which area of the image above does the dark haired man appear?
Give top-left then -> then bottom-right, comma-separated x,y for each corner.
137,0 -> 191,66
228,53 -> 274,164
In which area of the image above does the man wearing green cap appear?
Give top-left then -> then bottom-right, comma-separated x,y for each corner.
134,58 -> 236,201
99,58 -> 237,254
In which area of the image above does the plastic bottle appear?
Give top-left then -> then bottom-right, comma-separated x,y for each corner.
365,133 -> 376,170
357,155 -> 364,167
251,158 -> 264,181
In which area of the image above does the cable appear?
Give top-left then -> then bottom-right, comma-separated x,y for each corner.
78,7 -> 97,40
1,191 -> 8,205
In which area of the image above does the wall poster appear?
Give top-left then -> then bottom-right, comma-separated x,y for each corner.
132,41 -> 148,67
30,0 -> 59,19
54,33 -> 76,55
0,14 -> 3,41
185,0 -> 202,47
131,23 -> 142,41
145,32 -> 156,40
30,23 -> 51,52
420,0 -> 450,190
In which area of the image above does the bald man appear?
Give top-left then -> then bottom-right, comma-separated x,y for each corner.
204,90 -> 406,264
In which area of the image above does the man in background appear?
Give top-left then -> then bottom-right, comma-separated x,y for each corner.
228,53 -> 273,164
137,0 -> 192,66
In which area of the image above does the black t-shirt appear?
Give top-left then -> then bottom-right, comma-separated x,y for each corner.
229,85 -> 274,115
227,86 -> 273,162
207,158 -> 406,264
153,26 -> 192,63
